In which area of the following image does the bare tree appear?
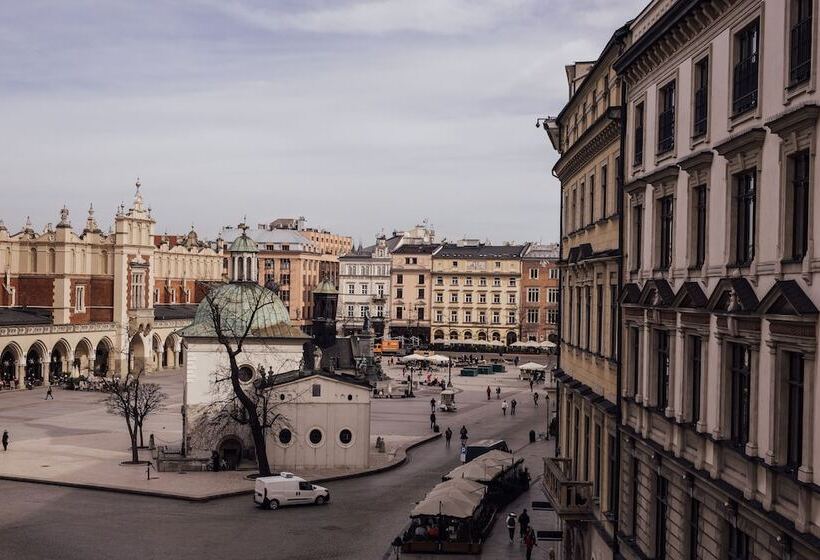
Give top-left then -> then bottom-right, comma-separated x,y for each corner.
102,374 -> 168,463
134,382 -> 168,448
197,282 -> 291,477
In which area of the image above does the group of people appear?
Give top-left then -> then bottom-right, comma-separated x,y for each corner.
505,509 -> 539,559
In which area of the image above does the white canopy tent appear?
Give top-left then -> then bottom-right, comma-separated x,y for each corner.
428,354 -> 451,365
519,362 -> 547,371
411,478 -> 486,518
399,354 -> 429,363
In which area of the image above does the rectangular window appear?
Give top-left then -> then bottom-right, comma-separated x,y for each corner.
655,476 -> 668,560
688,497 -> 700,560
435,293 -> 443,303
547,309 -> 558,324
596,285 -> 603,353
593,424 -> 602,498
529,268 -> 539,279
631,456 -> 640,536
607,434 -> 617,512
582,415 -> 590,481
396,274 -> 403,285
589,174 -> 596,223
508,293 -> 516,304
789,150 -> 810,261
436,276 -> 443,286
527,288 -> 540,303
417,308 -> 425,321
347,284 -> 355,294
377,284 -> 384,296
75,285 -> 86,312
347,305 -> 354,318
418,288 -> 425,299
418,274 -> 425,284
567,287 -> 573,342
549,267 -> 559,279
395,306 -> 403,320
509,278 -> 516,287
478,311 -> 486,324
693,185 -> 707,267
450,310 -> 458,323
479,277 -> 487,286
493,277 -> 501,287
657,80 -> 676,154
396,288 -> 403,299
734,169 -> 757,265
630,326 -> 640,394
360,305 -> 369,318
465,293 -> 472,304
465,277 -> 473,286
507,311 -> 516,324
312,383 -> 321,397
450,293 -> 458,303
548,288 -> 559,303
659,195 -> 674,270
575,287 -> 582,345
730,342 -> 751,448
479,293 -> 486,304
633,205 -> 643,271
579,181 -> 586,227
361,284 -> 368,295
492,293 -> 501,304
732,20 -> 760,115
435,310 -> 443,322
727,526 -> 750,560
790,0 -> 813,86
584,286 -> 591,349
690,335 -> 702,423
527,309 -> 539,323
492,311 -> 500,324
130,272 -> 144,309
657,330 -> 670,410
451,276 -> 458,286
693,57 -> 709,137
610,285 -> 617,358
786,351 -> 805,470
634,102 -> 645,166
463,310 -> 471,322
601,163 -> 608,217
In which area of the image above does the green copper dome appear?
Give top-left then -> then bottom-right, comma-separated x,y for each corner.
180,283 -> 306,339
229,232 -> 258,253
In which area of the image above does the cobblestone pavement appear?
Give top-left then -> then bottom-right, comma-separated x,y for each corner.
0,366 -> 553,560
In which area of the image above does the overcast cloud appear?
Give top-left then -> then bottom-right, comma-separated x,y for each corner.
0,0 -> 645,244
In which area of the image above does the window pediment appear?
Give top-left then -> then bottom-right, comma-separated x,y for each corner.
765,102 -> 819,139
638,279 -> 675,307
672,281 -> 708,309
758,280 -> 817,317
706,277 -> 759,313
713,127 -> 766,165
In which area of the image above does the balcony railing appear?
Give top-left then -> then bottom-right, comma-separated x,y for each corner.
542,457 -> 593,520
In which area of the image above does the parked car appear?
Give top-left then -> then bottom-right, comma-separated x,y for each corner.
464,439 -> 510,462
254,472 -> 330,510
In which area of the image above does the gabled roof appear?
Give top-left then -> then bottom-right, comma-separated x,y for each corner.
620,283 -> 641,304
672,281 -> 708,309
707,278 -> 759,313
758,280 -> 818,316
392,244 -> 439,255
435,243 -> 528,259
638,279 -> 675,307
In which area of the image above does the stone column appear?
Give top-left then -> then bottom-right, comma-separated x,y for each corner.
711,335 -> 725,440
16,363 -> 24,389
745,345 -> 760,458
764,341 -> 778,465
798,354 -> 815,484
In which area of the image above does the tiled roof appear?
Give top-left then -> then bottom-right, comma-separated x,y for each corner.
0,307 -> 52,326
392,244 -> 439,254
154,304 -> 199,321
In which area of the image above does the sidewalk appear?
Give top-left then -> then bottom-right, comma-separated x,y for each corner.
0,433 -> 437,501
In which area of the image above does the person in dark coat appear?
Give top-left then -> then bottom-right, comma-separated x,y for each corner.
459,425 -> 468,442
45,386 -> 53,400
518,508 -> 530,539
430,412 -> 437,430
511,399 -> 517,415
444,427 -> 452,447
486,386 -> 491,400
2,430 -> 8,451
430,398 -> 436,412
524,527 -> 538,560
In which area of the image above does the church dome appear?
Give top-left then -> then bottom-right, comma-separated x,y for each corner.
229,232 -> 258,253
181,283 -> 306,339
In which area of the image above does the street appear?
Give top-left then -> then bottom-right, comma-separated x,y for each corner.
0,369 -> 553,560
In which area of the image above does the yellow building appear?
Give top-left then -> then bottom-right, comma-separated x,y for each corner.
542,24 -> 628,560
430,241 -> 527,346
389,244 -> 438,343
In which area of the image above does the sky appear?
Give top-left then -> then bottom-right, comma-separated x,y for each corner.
0,0 -> 646,245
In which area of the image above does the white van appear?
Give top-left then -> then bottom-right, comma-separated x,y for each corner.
254,472 -> 330,510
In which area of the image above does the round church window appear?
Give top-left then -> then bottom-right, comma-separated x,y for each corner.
339,429 -> 353,445
238,365 -> 254,383
308,429 -> 323,445
278,429 -> 292,445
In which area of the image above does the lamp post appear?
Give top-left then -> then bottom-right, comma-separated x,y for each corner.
447,358 -> 452,388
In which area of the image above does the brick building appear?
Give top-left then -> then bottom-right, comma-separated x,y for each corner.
0,181 -> 224,389
519,243 -> 560,343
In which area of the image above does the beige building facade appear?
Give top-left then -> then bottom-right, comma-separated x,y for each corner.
0,182 -> 224,389
615,1 -> 820,558
430,242 -> 527,345
544,24 -> 628,560
389,244 -> 437,343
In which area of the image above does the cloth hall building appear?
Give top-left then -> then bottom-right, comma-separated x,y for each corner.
0,181 -> 224,389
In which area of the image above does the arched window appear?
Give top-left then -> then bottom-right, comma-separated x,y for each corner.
449,331 -> 459,340
492,332 -> 501,341
464,331 -> 473,340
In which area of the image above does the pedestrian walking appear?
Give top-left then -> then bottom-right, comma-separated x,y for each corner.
459,425 -> 468,442
501,400 -> 508,416
519,508 -> 530,539
514,356 -> 519,367
524,527 -> 538,560
45,386 -> 53,400
529,379 -> 534,392
486,386 -> 491,401
496,386 -> 501,399
2,430 -> 9,451
430,398 -> 436,413
511,399 -> 517,415
430,412 -> 437,430
505,512 -> 517,542
444,427 -> 452,447
533,392 -> 540,407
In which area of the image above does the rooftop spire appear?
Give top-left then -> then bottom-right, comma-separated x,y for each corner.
132,177 -> 145,211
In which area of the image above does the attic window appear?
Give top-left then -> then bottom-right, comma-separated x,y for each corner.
312,383 -> 321,397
